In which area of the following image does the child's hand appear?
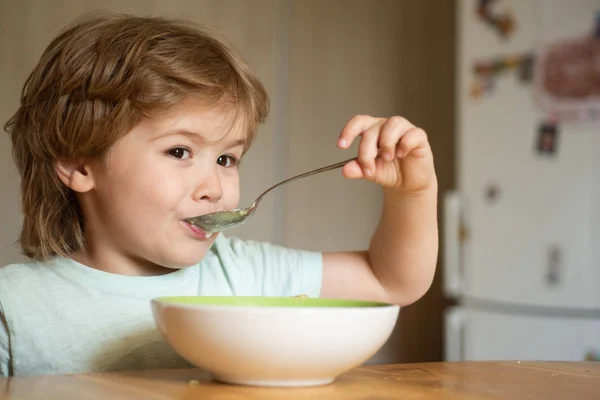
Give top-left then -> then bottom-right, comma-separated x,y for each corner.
337,115 -> 436,194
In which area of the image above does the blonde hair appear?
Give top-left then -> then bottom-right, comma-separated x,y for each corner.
4,12 -> 269,260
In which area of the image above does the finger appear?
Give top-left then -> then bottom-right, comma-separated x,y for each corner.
396,127 -> 429,158
341,159 -> 364,179
357,120 -> 384,177
378,116 -> 415,161
338,115 -> 385,149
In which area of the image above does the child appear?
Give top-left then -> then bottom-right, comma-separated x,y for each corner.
0,12 -> 438,376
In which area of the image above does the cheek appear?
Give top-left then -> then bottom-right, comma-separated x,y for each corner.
138,169 -> 190,214
223,175 -> 241,208
105,163 -> 186,218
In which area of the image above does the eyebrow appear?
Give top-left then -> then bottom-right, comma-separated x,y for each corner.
154,129 -> 247,148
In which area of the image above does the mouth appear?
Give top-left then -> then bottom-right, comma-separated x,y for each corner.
181,221 -> 214,240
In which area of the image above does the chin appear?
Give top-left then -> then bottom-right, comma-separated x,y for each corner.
147,232 -> 216,269
161,255 -> 204,269
161,245 -> 212,268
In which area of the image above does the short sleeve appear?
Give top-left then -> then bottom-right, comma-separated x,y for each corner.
210,235 -> 323,297
0,301 -> 11,376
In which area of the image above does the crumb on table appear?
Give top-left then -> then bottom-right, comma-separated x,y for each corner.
290,294 -> 309,299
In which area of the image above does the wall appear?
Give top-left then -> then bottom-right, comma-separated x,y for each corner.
283,0 -> 455,363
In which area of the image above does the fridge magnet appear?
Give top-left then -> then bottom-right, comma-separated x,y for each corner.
469,77 -> 495,99
584,349 -> 600,361
517,54 -> 534,82
476,0 -> 516,39
470,52 -> 534,99
535,120 -> 559,156
533,11 -> 600,124
484,183 -> 501,204
545,245 -> 561,286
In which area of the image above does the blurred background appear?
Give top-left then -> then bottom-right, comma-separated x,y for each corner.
0,0 -> 598,364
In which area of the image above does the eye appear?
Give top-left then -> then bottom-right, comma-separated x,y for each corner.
217,155 -> 239,168
167,147 -> 191,160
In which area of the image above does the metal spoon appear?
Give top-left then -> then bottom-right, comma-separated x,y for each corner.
185,157 -> 357,233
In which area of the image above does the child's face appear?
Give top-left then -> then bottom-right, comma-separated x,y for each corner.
83,101 -> 245,269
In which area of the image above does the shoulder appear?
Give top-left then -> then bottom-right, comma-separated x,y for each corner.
0,258 -> 59,280
0,260 -> 46,280
0,258 -> 66,302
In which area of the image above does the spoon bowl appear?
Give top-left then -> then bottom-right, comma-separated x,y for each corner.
185,157 -> 356,233
187,207 -> 255,233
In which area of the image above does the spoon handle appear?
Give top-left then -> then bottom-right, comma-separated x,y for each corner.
252,157 -> 358,206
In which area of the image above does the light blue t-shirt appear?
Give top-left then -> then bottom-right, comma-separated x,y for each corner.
0,235 -> 323,376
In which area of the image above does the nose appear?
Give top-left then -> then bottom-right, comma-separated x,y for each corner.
191,167 -> 224,203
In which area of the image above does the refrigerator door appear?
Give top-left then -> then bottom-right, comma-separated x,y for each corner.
445,306 -> 600,361
454,0 -> 600,309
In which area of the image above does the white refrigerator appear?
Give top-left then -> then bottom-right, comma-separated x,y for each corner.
445,0 -> 600,362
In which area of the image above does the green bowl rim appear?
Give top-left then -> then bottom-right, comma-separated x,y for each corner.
152,295 -> 397,309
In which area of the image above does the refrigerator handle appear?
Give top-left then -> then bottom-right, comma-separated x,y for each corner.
445,307 -> 466,361
443,190 -> 463,297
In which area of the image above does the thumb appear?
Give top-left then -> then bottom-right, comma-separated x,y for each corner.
342,159 -> 364,179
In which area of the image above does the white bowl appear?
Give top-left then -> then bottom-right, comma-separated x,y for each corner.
151,296 -> 400,387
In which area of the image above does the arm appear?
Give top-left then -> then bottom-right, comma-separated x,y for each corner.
320,115 -> 438,306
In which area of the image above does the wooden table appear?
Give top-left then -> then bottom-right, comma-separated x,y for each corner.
1,361 -> 599,399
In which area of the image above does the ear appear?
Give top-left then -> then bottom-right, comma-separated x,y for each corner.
55,159 -> 96,193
